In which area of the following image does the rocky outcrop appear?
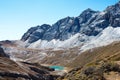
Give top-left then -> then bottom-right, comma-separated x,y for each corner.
0,46 -> 9,57
105,1 -> 120,27
21,24 -> 51,43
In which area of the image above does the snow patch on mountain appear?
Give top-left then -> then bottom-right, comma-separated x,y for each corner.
99,11 -> 106,15
81,26 -> 120,51
28,33 -> 90,49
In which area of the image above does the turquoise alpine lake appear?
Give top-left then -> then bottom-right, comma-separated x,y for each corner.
49,66 -> 64,70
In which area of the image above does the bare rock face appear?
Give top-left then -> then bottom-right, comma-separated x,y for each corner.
102,1 -> 120,27
21,24 -> 51,43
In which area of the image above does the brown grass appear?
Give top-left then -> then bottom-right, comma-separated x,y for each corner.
67,41 -> 120,68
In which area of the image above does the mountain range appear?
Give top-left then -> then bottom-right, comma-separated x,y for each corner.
21,1 -> 120,51
0,1 -> 120,80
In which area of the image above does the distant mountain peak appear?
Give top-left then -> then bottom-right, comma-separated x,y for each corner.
83,8 -> 95,12
79,8 -> 97,17
106,1 -> 120,12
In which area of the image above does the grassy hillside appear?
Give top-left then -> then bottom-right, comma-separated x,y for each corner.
0,56 -> 57,80
66,41 -> 120,68
58,41 -> 120,80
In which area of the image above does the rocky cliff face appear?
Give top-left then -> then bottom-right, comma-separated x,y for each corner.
21,1 -> 120,50
22,24 -> 51,43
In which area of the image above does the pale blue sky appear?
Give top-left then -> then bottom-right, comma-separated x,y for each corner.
0,0 -> 118,40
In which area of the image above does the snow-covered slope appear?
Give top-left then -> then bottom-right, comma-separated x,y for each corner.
81,26 -> 120,51
28,33 -> 90,49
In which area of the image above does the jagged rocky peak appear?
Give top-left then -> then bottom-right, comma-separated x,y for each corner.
103,1 -> 120,27
106,1 -> 120,13
78,8 -> 98,24
42,16 -> 81,41
56,16 -> 73,25
79,8 -> 98,16
21,24 -> 51,43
